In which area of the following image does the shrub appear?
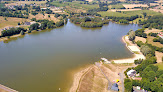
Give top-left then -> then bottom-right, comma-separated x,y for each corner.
140,45 -> 155,56
134,59 -> 143,64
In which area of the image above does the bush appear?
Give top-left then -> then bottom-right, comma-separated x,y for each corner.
140,45 -> 155,56
125,82 -> 133,92
153,38 -> 159,42
134,59 -> 143,65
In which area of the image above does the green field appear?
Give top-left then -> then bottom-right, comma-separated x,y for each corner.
156,63 -> 163,70
0,3 -> 4,8
98,11 -> 129,17
109,4 -> 125,9
98,10 -> 163,17
50,1 -> 98,9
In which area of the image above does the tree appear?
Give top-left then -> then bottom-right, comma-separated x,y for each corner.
156,70 -> 163,78
48,15 -> 50,18
147,71 -> 156,82
128,30 -> 135,41
143,12 -> 147,19
29,23 -> 39,30
125,82 -> 133,92
18,22 -> 20,25
140,45 -> 154,56
134,59 -> 143,64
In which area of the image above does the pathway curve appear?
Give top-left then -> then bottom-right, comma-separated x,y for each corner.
95,62 -> 112,90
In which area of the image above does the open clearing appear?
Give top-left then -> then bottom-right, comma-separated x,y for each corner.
29,14 -> 59,23
150,9 -> 163,14
110,9 -> 141,12
156,63 -> 163,70
135,36 -> 146,43
4,1 -> 47,6
70,63 -> 134,92
0,16 -> 30,29
155,51 -> 163,63
50,1 -> 98,10
109,4 -> 125,9
98,10 -> 162,17
145,28 -> 162,34
123,4 -> 148,9
147,36 -> 163,48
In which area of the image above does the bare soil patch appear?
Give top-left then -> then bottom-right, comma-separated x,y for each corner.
147,36 -> 163,48
123,4 -> 148,9
150,9 -> 163,14
29,14 -> 59,23
70,63 -> 135,92
135,36 -> 146,43
0,17 -> 30,29
144,28 -> 162,34
155,51 -> 163,63
111,9 -> 141,12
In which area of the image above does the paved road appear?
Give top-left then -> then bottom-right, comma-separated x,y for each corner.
95,62 -> 112,90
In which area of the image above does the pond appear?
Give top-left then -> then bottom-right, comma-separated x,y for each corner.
0,20 -> 141,92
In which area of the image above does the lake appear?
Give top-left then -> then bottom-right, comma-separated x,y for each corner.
0,20 -> 141,92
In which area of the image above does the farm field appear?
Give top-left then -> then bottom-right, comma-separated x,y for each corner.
156,63 -> 163,70
50,1 -> 98,9
109,4 -> 125,9
3,1 -> 47,6
146,36 -> 163,48
0,16 -> 30,29
98,10 -> 162,17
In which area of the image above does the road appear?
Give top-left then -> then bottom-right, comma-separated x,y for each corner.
95,62 -> 112,90
119,69 -> 127,92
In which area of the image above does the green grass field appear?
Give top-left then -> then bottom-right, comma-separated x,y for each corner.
98,11 -> 129,17
156,63 -> 163,70
98,10 -> 162,17
0,3 -> 4,8
109,4 -> 125,9
50,1 -> 98,9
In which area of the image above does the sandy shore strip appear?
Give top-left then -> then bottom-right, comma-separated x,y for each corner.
69,65 -> 94,92
0,84 -> 18,92
112,35 -> 145,63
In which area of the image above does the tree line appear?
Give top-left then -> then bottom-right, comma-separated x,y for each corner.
139,15 -> 163,30
70,17 -> 109,28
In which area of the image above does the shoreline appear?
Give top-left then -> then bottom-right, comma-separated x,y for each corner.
112,35 -> 145,63
69,65 -> 94,92
0,84 -> 18,92
70,35 -> 145,91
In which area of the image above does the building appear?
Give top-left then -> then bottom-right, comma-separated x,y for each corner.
158,32 -> 163,38
24,22 -> 31,25
127,69 -> 136,77
111,83 -> 119,91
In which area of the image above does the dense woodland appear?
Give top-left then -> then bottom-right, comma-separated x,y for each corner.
139,15 -> 163,30
70,17 -> 109,28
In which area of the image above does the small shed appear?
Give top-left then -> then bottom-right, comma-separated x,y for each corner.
111,83 -> 119,91
24,22 -> 31,25
127,69 -> 136,77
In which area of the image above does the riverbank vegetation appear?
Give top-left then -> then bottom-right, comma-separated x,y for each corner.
124,28 -> 163,92
70,17 -> 109,28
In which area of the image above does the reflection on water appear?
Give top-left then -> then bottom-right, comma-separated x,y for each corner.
0,20 -> 141,92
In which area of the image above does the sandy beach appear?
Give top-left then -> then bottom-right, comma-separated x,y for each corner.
112,36 -> 145,63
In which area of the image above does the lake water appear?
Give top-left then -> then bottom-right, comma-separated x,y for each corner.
0,20 -> 141,92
